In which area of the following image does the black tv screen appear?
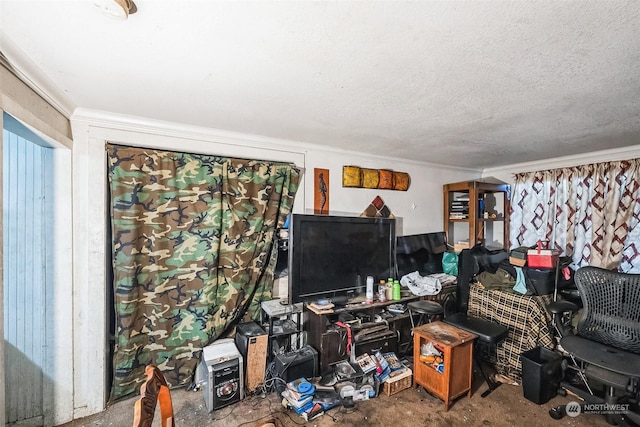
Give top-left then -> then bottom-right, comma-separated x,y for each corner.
288,214 -> 396,303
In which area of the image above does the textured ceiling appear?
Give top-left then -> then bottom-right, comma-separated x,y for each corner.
1,0 -> 639,169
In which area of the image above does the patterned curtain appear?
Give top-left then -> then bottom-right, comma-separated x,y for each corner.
106,144 -> 300,401
510,159 -> 640,272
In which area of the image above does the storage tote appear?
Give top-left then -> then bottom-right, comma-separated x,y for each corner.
527,241 -> 560,269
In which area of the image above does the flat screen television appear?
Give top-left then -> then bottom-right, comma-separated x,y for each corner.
395,232 -> 447,278
288,214 -> 396,304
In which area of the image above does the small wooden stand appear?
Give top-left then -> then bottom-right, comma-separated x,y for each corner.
412,321 -> 476,411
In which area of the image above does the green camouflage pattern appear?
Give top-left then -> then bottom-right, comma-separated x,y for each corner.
106,144 -> 299,401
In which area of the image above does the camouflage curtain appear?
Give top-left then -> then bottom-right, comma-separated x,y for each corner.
106,144 -> 300,401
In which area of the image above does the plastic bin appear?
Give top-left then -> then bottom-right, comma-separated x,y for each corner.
520,347 -> 562,404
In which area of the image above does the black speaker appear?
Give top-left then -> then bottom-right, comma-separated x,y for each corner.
234,322 -> 268,392
273,345 -> 318,383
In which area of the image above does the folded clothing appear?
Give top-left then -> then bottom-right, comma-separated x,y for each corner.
476,267 -> 515,290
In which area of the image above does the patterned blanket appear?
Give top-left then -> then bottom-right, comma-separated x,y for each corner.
468,284 -> 555,383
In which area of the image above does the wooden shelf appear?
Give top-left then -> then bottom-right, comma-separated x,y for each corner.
443,180 -> 510,250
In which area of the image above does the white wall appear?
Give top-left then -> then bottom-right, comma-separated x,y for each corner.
302,147 -> 480,236
69,108 -> 480,417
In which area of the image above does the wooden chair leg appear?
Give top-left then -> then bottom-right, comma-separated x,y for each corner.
158,384 -> 175,427
133,365 -> 175,427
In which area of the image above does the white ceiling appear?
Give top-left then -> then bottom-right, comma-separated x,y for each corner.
1,0 -> 639,169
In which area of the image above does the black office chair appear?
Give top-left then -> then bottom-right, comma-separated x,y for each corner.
549,266 -> 640,425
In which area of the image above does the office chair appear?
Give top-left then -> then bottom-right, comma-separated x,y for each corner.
133,365 -> 175,427
548,266 -> 640,425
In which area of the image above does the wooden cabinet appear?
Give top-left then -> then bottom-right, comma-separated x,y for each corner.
443,180 -> 510,250
412,321 -> 476,411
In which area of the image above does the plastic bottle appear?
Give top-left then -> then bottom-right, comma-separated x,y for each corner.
366,275 -> 374,304
356,274 -> 364,294
378,280 -> 387,302
393,279 -> 401,300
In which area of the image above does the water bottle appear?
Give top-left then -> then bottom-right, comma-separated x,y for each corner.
356,274 -> 364,294
378,280 -> 387,302
366,275 -> 374,304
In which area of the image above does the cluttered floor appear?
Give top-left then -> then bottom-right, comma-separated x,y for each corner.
61,372 -> 610,427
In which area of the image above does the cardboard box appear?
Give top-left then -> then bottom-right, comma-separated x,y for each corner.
509,256 -> 527,267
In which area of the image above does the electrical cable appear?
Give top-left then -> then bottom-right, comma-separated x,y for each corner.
235,392 -> 279,427
208,402 -> 236,421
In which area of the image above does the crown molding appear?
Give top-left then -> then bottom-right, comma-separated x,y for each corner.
0,31 -> 75,118
482,145 -> 640,177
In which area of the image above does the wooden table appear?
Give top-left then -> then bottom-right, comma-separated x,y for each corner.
412,321 -> 476,411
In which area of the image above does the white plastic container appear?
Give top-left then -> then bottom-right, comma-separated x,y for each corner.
366,275 -> 374,304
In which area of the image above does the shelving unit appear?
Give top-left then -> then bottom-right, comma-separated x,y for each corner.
261,299 -> 304,359
443,180 -> 511,250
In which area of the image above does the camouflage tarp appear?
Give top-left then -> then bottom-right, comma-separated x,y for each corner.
106,144 -> 300,401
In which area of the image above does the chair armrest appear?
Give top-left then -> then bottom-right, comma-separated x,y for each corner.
547,301 -> 579,315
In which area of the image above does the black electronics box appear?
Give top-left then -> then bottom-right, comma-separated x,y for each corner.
354,331 -> 398,357
274,345 -> 318,383
234,321 -> 267,355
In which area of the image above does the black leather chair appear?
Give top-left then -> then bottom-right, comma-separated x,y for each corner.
444,312 -> 509,397
549,266 -> 640,425
446,246 -> 510,397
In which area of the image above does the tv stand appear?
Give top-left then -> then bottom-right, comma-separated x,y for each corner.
304,294 -> 425,372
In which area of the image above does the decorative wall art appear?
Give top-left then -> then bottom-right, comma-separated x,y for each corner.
314,168 -> 330,214
342,165 -> 362,187
342,166 -> 410,191
361,195 -> 394,218
361,168 -> 379,188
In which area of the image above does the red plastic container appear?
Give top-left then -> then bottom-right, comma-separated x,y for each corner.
527,241 -> 559,269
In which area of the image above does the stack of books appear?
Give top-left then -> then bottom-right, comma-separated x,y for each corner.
449,195 -> 469,219
306,301 -> 334,315
382,352 -> 403,371
373,351 -> 391,381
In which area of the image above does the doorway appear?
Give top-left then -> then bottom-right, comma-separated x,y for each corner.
3,112 -> 73,425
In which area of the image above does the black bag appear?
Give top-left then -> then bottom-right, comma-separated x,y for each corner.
524,267 -> 556,295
